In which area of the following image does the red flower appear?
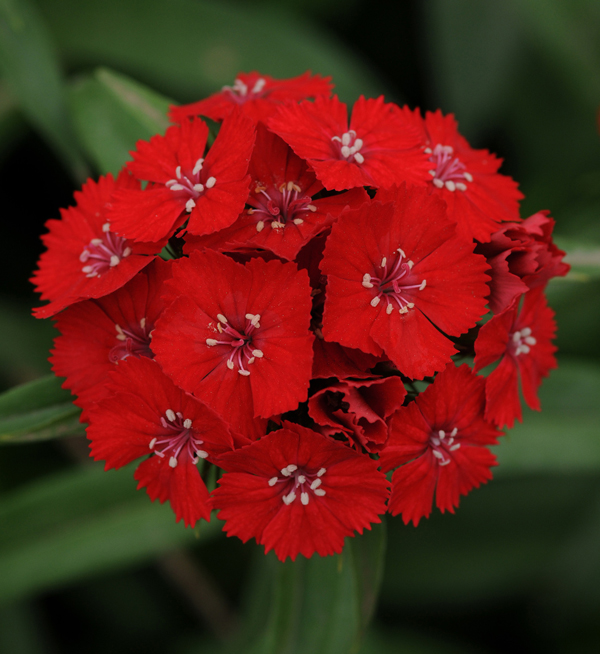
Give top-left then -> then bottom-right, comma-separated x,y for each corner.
268,95 -> 430,191
211,422 -> 389,561
87,357 -> 233,527
395,107 -> 523,242
308,376 -> 406,452
474,287 -> 558,428
379,364 -> 501,526
170,71 -> 332,125
32,172 -> 162,319
51,258 -> 172,418
107,112 -> 255,243
320,186 -> 490,379
151,250 -> 314,439
476,210 -> 570,314
184,124 -> 369,260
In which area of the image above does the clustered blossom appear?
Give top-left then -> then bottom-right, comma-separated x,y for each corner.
32,70 -> 568,561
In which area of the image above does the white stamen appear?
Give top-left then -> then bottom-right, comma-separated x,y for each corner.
283,492 -> 296,505
455,183 -> 467,192
317,468 -> 326,476
102,222 -> 111,232
166,409 -> 176,422
183,419 -> 192,429
439,459 -> 451,466
464,172 -> 473,182
217,314 -> 228,324
90,238 -> 103,246
169,456 -> 178,468
297,475 -> 306,484
314,489 -> 326,496
429,170 -> 436,176
399,306 -> 408,314
256,221 -> 265,232
227,360 -> 234,370
525,336 -> 537,345
193,158 -> 204,175
140,317 -> 146,330
354,152 -> 364,164
238,369 -> 251,376
293,218 -> 304,225
439,430 -> 446,439
197,450 -> 208,459
362,273 -> 373,289
185,199 -> 196,212
205,176 -> 216,189
252,349 -> 263,358
424,147 -> 432,154
370,296 -> 380,307
193,183 -> 204,193
149,438 -> 157,449
301,492 -> 309,505
268,477 -> 278,486
521,327 -> 532,337
381,257 -> 387,267
310,479 -> 322,490
432,449 -> 444,460
169,184 -> 185,191
307,204 -> 317,212
175,166 -> 182,179
419,279 -> 427,290
433,178 -> 444,189
445,180 -> 456,192
451,428 -> 458,437
206,338 -> 218,346
450,444 -> 461,451
386,304 -> 393,315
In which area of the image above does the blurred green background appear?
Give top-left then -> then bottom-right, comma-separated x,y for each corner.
0,0 -> 599,652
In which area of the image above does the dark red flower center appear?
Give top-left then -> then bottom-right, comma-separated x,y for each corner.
268,463 -> 327,506
80,223 -> 132,278
429,427 -> 460,466
247,181 -> 316,231
166,160 -> 216,213
205,312 -> 263,376
331,129 -> 365,164
109,317 -> 154,363
363,249 -> 426,315
221,77 -> 267,103
509,326 -> 537,357
428,144 -> 472,192
149,409 -> 208,467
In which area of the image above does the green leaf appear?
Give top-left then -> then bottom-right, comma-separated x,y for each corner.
69,67 -> 173,175
0,375 -> 82,444
0,463 -> 220,603
0,0 -> 88,181
494,359 -> 600,474
244,522 -> 386,654
38,0 -> 389,105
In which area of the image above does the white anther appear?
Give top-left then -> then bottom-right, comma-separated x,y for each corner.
109,255 -> 119,267
297,475 -> 306,484
247,357 -> 255,365
193,158 -> 204,175
419,279 -> 427,290
205,176 -> 216,189
310,479 -> 322,490
197,450 -> 208,459
512,331 -> 521,343
451,428 -> 458,437
166,409 -> 176,422
432,449 -> 444,460
293,218 -> 304,225
183,419 -> 192,429
433,178 -> 444,189
268,477 -> 278,486
362,274 -> 373,289
307,204 -> 317,212
354,152 -> 364,164
450,443 -> 461,451
256,221 -> 265,232
175,166 -> 182,179
140,317 -> 146,330
439,459 -> 451,466
399,306 -> 408,314
342,133 -> 352,146
149,438 -> 157,449
252,349 -> 263,358
518,344 -> 531,355
193,183 -> 204,193
370,296 -> 381,307
286,464 -> 297,473
341,145 -> 351,158
429,170 -> 436,176
439,430 -> 446,439
386,304 -> 393,315
301,492 -> 309,506
317,468 -> 326,476
102,222 -> 111,232
381,257 -> 387,267
90,238 -> 103,246
407,260 -> 414,269
169,456 -> 178,468
455,183 -> 467,192
206,338 -> 218,346
252,78 -> 266,94
169,184 -> 185,191
238,369 -> 251,376
464,172 -> 473,182
271,221 -> 284,229
186,199 -> 196,212
525,336 -> 537,345
122,247 -> 132,258
445,180 -> 456,192
424,147 -> 432,154
283,492 -> 296,505
431,438 -> 441,446
314,488 -> 326,496
217,314 -> 228,324
227,360 -> 234,370
407,302 -> 415,309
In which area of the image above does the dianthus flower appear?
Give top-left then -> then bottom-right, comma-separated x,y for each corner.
107,111 -> 255,243
268,95 -> 430,191
169,71 -> 332,125
394,107 -> 523,242
308,375 -> 406,452
51,258 -> 171,418
320,185 -> 490,379
379,364 -> 501,526
474,287 -> 557,428
87,356 -> 233,527
184,124 -> 368,260
211,422 -> 389,561
151,250 -> 314,439
32,172 -> 162,318
476,210 -> 570,314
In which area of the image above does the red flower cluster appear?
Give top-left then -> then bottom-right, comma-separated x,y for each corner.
32,71 -> 568,560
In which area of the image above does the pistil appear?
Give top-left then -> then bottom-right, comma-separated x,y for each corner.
427,144 -> 472,192
205,313 -> 263,375
149,410 -> 208,467
268,464 -> 327,505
